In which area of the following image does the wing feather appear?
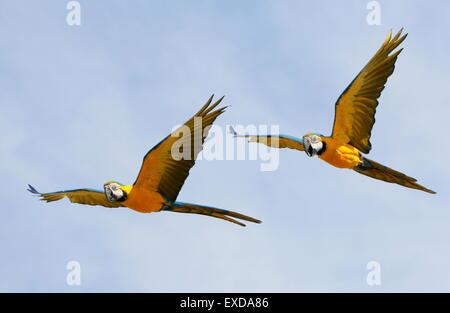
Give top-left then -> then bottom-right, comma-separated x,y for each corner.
132,95 -> 226,202
27,184 -> 124,208
331,29 -> 407,154
230,126 -> 304,151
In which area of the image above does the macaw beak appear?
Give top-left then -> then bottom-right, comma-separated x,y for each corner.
306,144 -> 314,157
304,137 -> 322,157
104,184 -> 128,202
304,137 -> 314,157
104,185 -> 113,201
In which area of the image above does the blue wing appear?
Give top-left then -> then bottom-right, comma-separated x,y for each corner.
230,126 -> 304,151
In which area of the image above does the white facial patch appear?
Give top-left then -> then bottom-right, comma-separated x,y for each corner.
104,183 -> 123,202
310,141 -> 323,153
303,135 -> 323,157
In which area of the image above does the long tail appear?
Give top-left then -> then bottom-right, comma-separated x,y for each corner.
163,202 -> 262,227
354,158 -> 436,194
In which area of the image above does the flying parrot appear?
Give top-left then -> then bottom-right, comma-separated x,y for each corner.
28,96 -> 262,226
231,29 -> 435,194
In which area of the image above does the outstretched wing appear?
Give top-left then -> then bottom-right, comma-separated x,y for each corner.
27,184 -> 124,208
230,126 -> 304,151
331,29 -> 407,154
132,95 -> 226,202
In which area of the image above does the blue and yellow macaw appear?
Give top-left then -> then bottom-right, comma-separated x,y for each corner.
28,96 -> 262,226
232,29 -> 435,194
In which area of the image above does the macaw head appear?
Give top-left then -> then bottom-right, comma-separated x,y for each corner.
103,181 -> 128,202
303,133 -> 325,157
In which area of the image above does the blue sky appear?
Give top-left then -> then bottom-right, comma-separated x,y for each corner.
1,0 -> 450,292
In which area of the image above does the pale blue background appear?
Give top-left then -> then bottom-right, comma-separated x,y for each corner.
1,0 -> 449,292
